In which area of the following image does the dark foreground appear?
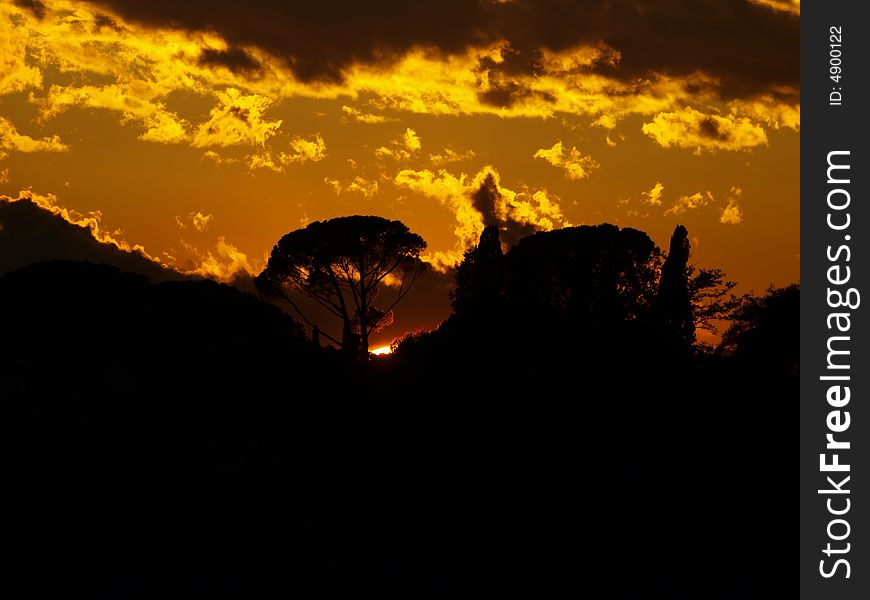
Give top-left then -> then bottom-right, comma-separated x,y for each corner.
3,258 -> 796,598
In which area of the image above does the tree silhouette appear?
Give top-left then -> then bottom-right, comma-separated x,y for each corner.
689,266 -> 739,335
655,225 -> 694,345
255,216 -> 426,355
504,224 -> 659,327
719,284 -> 799,373
451,224 -> 505,315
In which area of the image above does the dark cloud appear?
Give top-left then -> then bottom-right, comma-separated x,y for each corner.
478,81 -> 557,109
84,0 -> 797,98
471,173 -> 536,249
498,0 -> 800,99
92,13 -> 123,32
0,197 -> 183,282
699,117 -> 728,141
198,47 -> 263,75
85,0 -> 493,83
475,48 -> 556,108
14,0 -> 46,20
471,173 -> 501,229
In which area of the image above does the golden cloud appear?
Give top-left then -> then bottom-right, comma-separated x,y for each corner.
2,189 -> 256,284
720,199 -> 743,225
394,165 -> 570,268
402,128 -> 422,152
193,88 -> 281,147
0,9 -> 43,95
324,175 -> 379,198
2,1 -> 799,158
730,96 -> 800,131
185,236 -> 258,282
341,105 -> 391,124
375,128 -> 423,161
643,182 -> 664,206
347,45 -> 706,123
642,107 -> 768,152
0,116 -> 68,153
246,152 -> 284,173
37,84 -> 189,144
533,141 -> 599,180
664,191 -> 715,216
429,147 -> 476,166
176,210 -> 215,232
749,0 -> 800,15
201,150 -> 238,166
285,134 -> 327,163
719,186 -> 744,225
246,133 -> 327,173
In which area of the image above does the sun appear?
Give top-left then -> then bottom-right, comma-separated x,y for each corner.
370,345 -> 393,356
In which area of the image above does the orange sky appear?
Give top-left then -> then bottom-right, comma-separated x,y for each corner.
0,0 -> 799,345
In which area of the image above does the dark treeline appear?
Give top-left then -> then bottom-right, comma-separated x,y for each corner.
2,221 -> 797,598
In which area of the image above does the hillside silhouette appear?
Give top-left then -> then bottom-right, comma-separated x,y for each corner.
0,197 -> 183,282
3,221 -> 797,598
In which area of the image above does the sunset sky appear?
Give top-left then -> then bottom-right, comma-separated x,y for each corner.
0,0 -> 799,344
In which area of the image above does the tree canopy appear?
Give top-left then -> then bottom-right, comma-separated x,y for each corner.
432,223 -> 743,356
719,284 -> 799,373
255,215 -> 426,355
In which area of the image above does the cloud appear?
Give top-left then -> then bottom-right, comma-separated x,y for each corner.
643,182 -> 664,206
191,211 -> 213,232
198,46 -> 262,75
4,1 -> 799,148
84,0 -> 798,99
5,4 -> 297,146
0,7 -> 43,94
533,141 -> 599,180
184,236 -> 257,282
720,186 -> 744,224
642,107 -> 768,152
429,147 -> 475,166
0,117 -> 68,153
394,165 -> 570,268
749,0 -> 800,15
37,85 -> 189,144
402,128 -> 422,152
35,87 -> 186,146
0,190 -> 179,281
375,128 -> 423,161
394,168 -> 479,264
285,134 -> 327,163
720,199 -> 744,225
664,191 -> 715,216
324,176 -> 379,198
0,190 -> 257,288
201,150 -> 238,166
247,134 -> 327,173
341,105 -> 392,124
729,96 -> 800,131
193,88 -> 281,147
246,152 -> 284,173
176,210 -> 214,232
13,0 -> 47,20
0,168 -> 10,184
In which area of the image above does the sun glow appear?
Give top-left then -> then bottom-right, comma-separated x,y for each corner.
370,345 -> 393,356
